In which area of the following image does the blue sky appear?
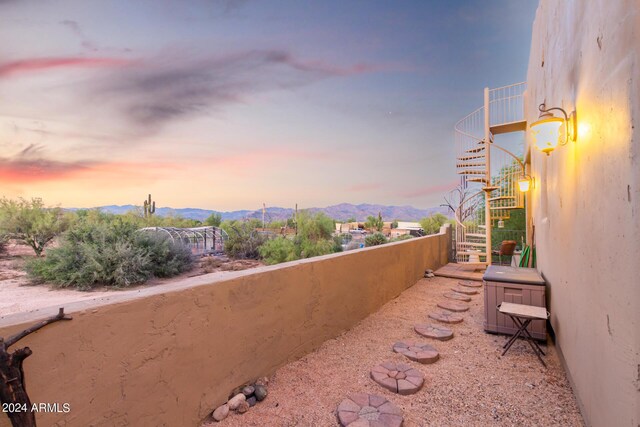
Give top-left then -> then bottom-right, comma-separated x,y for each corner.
0,0 -> 538,210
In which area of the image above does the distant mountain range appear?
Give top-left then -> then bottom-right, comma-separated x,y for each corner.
78,203 -> 450,222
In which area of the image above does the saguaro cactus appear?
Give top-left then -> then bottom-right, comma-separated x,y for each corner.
143,194 -> 156,218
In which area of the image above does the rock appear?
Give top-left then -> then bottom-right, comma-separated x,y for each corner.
242,385 -> 255,396
247,396 -> 257,407
426,273 -> 435,278
228,393 -> 246,410
212,404 -> 229,422
254,384 -> 268,401
425,269 -> 433,274
255,376 -> 269,387
236,400 -> 250,414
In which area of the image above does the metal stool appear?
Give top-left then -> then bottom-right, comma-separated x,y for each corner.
498,302 -> 550,367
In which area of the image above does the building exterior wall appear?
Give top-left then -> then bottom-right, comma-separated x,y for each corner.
525,2 -> 640,425
0,226 -> 450,427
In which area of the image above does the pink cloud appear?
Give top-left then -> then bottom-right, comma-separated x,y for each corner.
0,151 -> 176,184
0,57 -> 133,78
288,58 -> 381,76
400,180 -> 459,198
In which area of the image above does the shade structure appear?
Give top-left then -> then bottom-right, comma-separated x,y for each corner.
138,226 -> 228,255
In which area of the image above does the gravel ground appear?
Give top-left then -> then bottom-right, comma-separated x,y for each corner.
203,276 -> 584,427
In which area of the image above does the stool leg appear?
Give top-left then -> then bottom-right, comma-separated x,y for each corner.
512,317 -> 547,368
502,313 -> 524,349
519,322 -> 547,356
502,316 -> 528,356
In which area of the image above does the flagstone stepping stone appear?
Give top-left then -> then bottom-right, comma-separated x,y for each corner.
428,311 -> 464,324
337,393 -> 403,427
451,285 -> 479,295
370,362 -> 424,395
443,291 -> 472,302
392,341 -> 439,364
458,280 -> 482,288
414,323 -> 454,341
437,300 -> 470,312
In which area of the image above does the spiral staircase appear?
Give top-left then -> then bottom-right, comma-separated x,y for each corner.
453,83 -> 527,265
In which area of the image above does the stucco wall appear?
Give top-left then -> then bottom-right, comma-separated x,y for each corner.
0,226 -> 450,427
525,2 -> 640,426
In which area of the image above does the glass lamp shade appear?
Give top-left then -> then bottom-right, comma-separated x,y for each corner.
517,176 -> 531,192
530,116 -> 564,155
497,219 -> 505,229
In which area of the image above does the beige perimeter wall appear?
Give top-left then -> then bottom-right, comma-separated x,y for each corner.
0,227 -> 450,427
526,2 -> 640,426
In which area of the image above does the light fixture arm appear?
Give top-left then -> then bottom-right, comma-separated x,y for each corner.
538,103 -> 576,145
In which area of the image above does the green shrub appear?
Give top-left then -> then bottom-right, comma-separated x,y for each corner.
259,237 -> 298,265
135,233 -> 194,277
337,233 -> 352,244
390,234 -> 414,242
204,212 -> 222,227
0,197 -> 71,256
26,218 -> 193,290
298,237 -> 335,258
365,232 -> 387,247
419,213 -> 448,235
223,221 -> 266,259
364,214 -> 383,232
0,233 -> 8,255
297,211 -> 334,241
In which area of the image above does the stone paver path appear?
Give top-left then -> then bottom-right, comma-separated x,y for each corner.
337,393 -> 403,427
414,323 -> 454,341
428,311 -> 464,324
437,300 -> 470,312
392,341 -> 439,364
370,362 -> 424,395
451,285 -> 478,295
443,292 -> 471,302
458,280 -> 482,288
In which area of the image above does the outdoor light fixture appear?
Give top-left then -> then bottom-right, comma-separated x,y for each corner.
530,103 -> 577,155
517,175 -> 533,192
497,219 -> 505,229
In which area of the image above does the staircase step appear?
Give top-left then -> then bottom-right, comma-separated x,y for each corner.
457,154 -> 485,161
482,186 -> 500,191
490,206 -> 519,211
456,162 -> 485,168
457,170 -> 485,175
465,233 -> 486,238
466,178 -> 488,183
458,242 -> 486,247
489,196 -> 516,201
465,146 -> 486,153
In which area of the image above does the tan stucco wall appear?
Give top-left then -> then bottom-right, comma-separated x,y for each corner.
0,226 -> 450,427
525,2 -> 640,426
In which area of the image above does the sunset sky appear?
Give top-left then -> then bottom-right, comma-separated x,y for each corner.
0,0 -> 537,211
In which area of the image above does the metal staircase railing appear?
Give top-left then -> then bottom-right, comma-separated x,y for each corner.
453,82 -> 527,265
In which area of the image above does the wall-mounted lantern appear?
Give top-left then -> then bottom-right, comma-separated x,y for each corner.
497,219 -> 505,229
530,103 -> 577,155
517,175 -> 534,192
